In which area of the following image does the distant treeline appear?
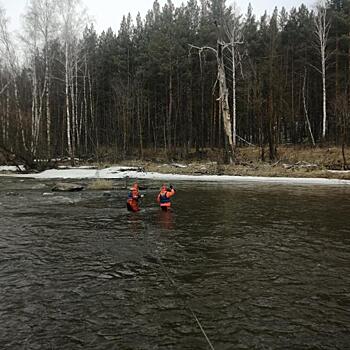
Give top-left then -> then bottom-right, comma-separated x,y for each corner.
0,0 -> 349,166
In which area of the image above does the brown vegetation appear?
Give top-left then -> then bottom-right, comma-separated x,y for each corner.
112,146 -> 350,180
87,179 -> 114,190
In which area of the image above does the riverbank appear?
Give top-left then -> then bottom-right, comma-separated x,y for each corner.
117,160 -> 350,180
1,165 -> 350,186
1,146 -> 350,181
98,145 -> 350,180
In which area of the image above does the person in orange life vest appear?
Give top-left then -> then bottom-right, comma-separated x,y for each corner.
127,182 -> 143,212
157,184 -> 176,211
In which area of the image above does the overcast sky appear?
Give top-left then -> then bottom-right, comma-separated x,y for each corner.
3,0 -> 314,34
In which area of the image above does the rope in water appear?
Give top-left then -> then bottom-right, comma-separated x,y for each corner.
142,223 -> 215,350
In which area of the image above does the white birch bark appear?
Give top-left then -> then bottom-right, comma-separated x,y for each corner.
83,55 -> 88,153
70,57 -> 76,154
58,0 -> 88,160
5,85 -> 9,145
231,43 -> 236,148
65,41 -> 73,158
22,0 -> 57,157
0,7 -> 28,151
314,1 -> 330,141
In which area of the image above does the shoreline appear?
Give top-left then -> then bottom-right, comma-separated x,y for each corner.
1,165 -> 350,186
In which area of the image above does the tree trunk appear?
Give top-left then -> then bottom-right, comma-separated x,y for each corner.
217,42 -> 234,163
321,44 -> 327,141
65,42 -> 73,161
46,63 -> 51,158
137,87 -> 144,159
231,42 -> 236,150
303,69 -> 315,146
83,56 -> 88,154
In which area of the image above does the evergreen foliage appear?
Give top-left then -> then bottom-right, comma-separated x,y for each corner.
0,0 -> 350,165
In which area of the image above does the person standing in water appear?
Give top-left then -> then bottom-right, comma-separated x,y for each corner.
127,182 -> 143,212
157,184 -> 176,211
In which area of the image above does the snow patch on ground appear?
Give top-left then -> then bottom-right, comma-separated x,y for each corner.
0,166 -> 25,172
1,166 -> 350,186
327,170 -> 350,174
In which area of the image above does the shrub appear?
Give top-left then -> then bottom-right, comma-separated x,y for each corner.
87,179 -> 114,190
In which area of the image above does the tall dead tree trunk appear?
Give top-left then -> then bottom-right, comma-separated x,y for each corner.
217,41 -> 234,163
223,6 -> 243,155
190,43 -> 234,163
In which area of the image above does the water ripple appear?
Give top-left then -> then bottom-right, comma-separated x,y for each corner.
0,181 -> 349,349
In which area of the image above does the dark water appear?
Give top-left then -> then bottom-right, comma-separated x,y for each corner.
0,178 -> 349,350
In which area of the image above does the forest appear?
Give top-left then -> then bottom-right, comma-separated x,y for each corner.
0,0 -> 349,168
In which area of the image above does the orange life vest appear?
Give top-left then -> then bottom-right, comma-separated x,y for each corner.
127,184 -> 140,212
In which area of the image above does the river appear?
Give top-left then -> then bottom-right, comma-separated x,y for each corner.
0,177 -> 349,349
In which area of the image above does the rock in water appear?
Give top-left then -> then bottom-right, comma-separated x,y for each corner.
52,183 -> 84,192
6,192 -> 20,196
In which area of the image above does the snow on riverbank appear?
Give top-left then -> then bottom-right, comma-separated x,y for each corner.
1,166 -> 350,186
0,166 -> 25,172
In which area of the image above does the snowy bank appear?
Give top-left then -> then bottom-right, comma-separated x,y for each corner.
0,165 -> 25,172
1,166 -> 350,186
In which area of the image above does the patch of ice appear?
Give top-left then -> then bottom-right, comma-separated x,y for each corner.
327,170 -> 350,173
0,165 -> 25,172
1,166 -> 350,186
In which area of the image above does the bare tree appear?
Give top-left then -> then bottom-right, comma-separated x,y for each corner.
0,62 -> 10,146
0,6 -> 28,152
22,1 -> 40,155
335,94 -> 349,169
314,1 -> 330,142
303,68 -> 316,146
190,42 -> 234,163
223,4 -> 243,150
190,1 -> 244,163
22,0 -> 58,158
58,0 -> 88,162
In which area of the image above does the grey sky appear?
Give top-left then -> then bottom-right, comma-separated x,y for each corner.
3,0 -> 314,34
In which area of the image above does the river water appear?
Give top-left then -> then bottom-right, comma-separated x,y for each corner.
0,177 -> 349,350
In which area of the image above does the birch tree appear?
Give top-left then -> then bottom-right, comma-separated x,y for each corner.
0,6 -> 28,152
22,0 -> 58,157
23,1 -> 40,155
58,0 -> 88,162
314,1 -> 330,141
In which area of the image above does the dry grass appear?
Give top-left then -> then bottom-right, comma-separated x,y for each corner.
126,146 -> 350,179
87,179 -> 114,190
83,146 -> 350,180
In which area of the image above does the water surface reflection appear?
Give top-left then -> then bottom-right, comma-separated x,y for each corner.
0,178 -> 349,349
